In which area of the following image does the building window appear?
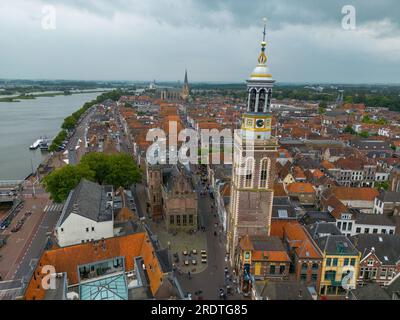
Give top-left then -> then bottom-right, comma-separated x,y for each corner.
259,158 -> 270,188
326,258 -> 332,267
300,273 -> 307,281
182,215 -> 187,226
360,267 -> 365,278
367,259 -> 374,267
86,227 -> 89,232
333,258 -> 338,266
348,222 -> 353,231
365,228 -> 370,234
373,228 -> 378,234
380,268 -> 387,279
350,258 -> 356,266
258,89 -> 266,112
337,222 -> 341,229
356,227 -> 361,233
344,258 -> 349,266
189,215 -> 193,225
61,228 -> 64,232
311,273 -> 318,281
170,215 -> 174,225
325,270 -> 336,281
249,89 -> 256,112
91,227 -> 95,232
279,265 -> 286,275
382,229 -> 387,234
176,215 -> 181,226
312,263 -> 319,271
270,265 -> 276,275
389,230 -> 394,235
244,158 -> 254,188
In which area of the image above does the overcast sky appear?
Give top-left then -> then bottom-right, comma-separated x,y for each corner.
1,0 -> 399,83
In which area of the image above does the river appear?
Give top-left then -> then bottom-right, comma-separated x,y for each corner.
0,92 -> 102,180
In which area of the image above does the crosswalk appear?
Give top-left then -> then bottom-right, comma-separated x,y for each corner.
44,202 -> 64,213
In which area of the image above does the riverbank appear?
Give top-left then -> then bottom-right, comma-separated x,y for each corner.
0,90 -> 110,103
0,92 -> 103,180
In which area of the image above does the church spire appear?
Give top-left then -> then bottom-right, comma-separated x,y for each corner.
184,69 -> 188,86
181,69 -> 190,101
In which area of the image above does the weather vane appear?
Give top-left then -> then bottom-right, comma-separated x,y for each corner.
262,17 -> 267,42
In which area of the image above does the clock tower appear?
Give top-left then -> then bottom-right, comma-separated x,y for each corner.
227,22 -> 278,265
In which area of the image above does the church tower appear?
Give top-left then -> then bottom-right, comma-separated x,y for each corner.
181,69 -> 190,100
227,22 -> 278,264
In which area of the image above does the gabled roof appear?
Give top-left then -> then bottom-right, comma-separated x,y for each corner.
287,182 -> 315,194
350,234 -> 400,265
315,235 -> 359,256
255,281 -> 314,300
58,179 -> 113,226
283,222 -> 322,259
321,195 -> 349,219
350,283 -> 390,300
24,232 -> 170,300
239,235 -> 290,262
306,222 -> 342,239
330,186 -> 379,202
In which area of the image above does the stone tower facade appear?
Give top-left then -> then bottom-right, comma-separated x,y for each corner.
146,164 -> 163,220
227,27 -> 278,264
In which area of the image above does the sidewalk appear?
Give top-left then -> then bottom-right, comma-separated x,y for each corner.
0,196 -> 48,280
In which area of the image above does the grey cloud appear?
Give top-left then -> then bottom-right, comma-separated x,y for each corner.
44,0 -> 400,31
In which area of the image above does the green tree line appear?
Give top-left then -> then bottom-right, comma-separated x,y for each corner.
49,90 -> 127,152
43,152 -> 141,202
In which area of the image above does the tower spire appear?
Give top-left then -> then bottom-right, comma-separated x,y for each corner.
258,17 -> 268,65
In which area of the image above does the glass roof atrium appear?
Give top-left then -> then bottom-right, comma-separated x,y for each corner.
79,273 -> 128,300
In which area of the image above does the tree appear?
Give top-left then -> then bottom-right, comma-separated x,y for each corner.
375,181 -> 389,191
104,153 -> 141,188
343,125 -> 356,135
80,152 -> 110,184
62,116 -> 77,130
359,131 -> 369,138
43,164 -> 95,202
362,115 -> 372,124
49,130 -> 67,152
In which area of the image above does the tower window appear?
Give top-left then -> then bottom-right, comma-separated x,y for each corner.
258,89 -> 266,112
244,158 -> 254,188
249,89 -> 256,112
267,90 -> 272,112
259,158 -> 270,188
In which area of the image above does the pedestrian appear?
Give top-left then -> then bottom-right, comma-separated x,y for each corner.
188,271 -> 191,280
